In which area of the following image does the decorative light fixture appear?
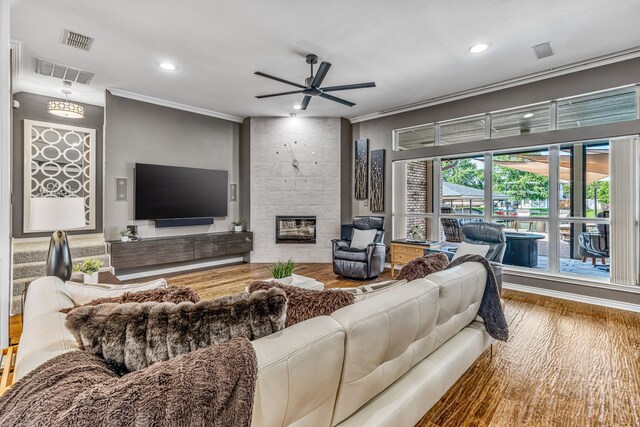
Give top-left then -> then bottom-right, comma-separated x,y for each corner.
47,90 -> 84,118
469,43 -> 491,53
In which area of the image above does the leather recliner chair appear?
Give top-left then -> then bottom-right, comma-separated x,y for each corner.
332,216 -> 386,280
461,222 -> 507,263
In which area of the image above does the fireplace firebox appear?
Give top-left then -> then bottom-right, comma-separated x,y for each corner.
275,216 -> 316,244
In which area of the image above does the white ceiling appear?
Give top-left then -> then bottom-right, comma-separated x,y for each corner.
10,0 -> 640,121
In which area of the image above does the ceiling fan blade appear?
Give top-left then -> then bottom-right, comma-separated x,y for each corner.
311,62 -> 331,87
300,95 -> 311,110
319,93 -> 355,107
321,82 -> 376,92
256,90 -> 304,99
254,71 -> 306,89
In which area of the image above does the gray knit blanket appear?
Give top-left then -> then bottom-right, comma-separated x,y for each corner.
445,255 -> 509,342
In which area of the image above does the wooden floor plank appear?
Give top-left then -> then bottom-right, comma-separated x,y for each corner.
9,263 -> 640,426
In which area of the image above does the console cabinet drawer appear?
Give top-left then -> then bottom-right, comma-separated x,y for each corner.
194,235 -> 226,259
393,245 -> 424,258
226,233 -> 253,254
157,237 -> 194,264
110,240 -> 157,269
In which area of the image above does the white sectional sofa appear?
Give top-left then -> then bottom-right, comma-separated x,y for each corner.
15,262 -> 493,427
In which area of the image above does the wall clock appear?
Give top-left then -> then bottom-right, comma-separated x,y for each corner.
276,140 -> 318,176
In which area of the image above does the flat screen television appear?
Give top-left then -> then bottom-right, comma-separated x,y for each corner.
134,163 -> 228,220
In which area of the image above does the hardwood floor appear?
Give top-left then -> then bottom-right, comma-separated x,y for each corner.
9,263 -> 640,425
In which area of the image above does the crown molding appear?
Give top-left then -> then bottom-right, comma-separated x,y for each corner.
349,46 -> 640,124
9,40 -> 22,94
107,88 -> 244,123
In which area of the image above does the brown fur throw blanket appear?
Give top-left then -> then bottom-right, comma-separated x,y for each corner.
396,252 -> 450,281
65,288 -> 286,373
247,281 -> 354,327
60,285 -> 201,314
446,255 -> 508,342
0,338 -> 257,427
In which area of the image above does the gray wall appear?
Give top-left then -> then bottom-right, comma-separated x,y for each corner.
11,91 -> 104,238
350,57 -> 640,241
104,92 -> 240,240
339,117 -> 352,223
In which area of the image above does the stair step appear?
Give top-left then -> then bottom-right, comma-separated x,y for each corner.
13,241 -> 107,264
12,254 -> 111,280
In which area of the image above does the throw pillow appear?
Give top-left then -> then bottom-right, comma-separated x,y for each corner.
65,288 -> 286,372
396,252 -> 450,281
451,241 -> 490,261
66,278 -> 168,305
350,228 -> 378,249
59,285 -> 200,314
246,281 -> 354,327
0,338 -> 257,427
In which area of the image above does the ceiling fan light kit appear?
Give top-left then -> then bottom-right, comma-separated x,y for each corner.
255,53 -> 375,111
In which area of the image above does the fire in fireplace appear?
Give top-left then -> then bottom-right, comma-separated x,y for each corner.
275,216 -> 316,244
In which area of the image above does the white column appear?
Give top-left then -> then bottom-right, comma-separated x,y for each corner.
0,0 -> 12,347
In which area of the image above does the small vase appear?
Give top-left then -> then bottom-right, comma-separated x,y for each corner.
121,236 -> 129,242
84,272 -> 99,284
234,226 -> 242,232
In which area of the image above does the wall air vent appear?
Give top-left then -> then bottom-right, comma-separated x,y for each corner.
533,42 -> 554,60
36,58 -> 95,85
61,29 -> 94,51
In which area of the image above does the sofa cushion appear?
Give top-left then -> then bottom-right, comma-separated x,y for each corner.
0,338 -> 257,427
60,285 -> 200,313
425,262 -> 487,348
330,279 -> 440,425
65,288 -> 287,372
246,281 -> 354,327
334,246 -> 368,262
341,280 -> 408,302
65,278 -> 168,305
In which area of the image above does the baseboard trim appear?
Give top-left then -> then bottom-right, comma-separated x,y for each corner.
116,257 -> 244,281
503,282 -> 640,313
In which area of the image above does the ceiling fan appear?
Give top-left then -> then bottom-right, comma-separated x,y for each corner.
255,54 -> 375,110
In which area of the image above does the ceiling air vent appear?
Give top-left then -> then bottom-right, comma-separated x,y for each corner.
36,58 -> 95,85
533,42 -> 554,60
61,29 -> 94,51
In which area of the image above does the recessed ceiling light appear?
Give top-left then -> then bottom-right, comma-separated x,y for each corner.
159,62 -> 176,71
523,112 -> 535,119
292,104 -> 302,110
469,43 -> 490,54
289,113 -> 297,118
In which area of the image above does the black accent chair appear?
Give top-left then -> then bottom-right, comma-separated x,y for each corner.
462,222 -> 507,263
332,216 -> 386,280
578,211 -> 609,269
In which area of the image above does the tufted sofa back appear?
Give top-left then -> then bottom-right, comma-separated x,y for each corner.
329,262 -> 487,425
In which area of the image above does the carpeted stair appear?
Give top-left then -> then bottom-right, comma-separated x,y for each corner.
11,234 -> 112,314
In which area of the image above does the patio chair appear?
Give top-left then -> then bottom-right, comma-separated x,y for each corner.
578,211 -> 609,268
440,218 -> 464,243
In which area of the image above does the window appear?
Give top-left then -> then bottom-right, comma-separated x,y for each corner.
557,86 -> 638,129
439,116 -> 486,145
491,103 -> 551,138
440,155 -> 485,216
492,150 -> 550,217
394,124 -> 435,151
392,159 -> 435,241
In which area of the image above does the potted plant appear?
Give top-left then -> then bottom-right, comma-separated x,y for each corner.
119,228 -> 131,242
268,259 -> 295,285
232,219 -> 243,232
73,259 -> 104,284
